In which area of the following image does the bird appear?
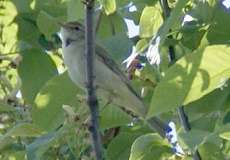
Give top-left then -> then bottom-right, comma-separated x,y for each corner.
59,21 -> 167,137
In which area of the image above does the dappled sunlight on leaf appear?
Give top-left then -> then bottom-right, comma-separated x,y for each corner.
139,6 -> 163,38
147,45 -> 230,118
32,72 -> 82,131
129,133 -> 171,160
0,0 -> 230,159
34,93 -> 50,109
18,49 -> 57,104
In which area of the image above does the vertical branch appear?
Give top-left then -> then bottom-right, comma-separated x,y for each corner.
85,0 -> 103,159
159,0 -> 201,160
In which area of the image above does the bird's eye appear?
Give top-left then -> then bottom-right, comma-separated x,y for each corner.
75,26 -> 80,31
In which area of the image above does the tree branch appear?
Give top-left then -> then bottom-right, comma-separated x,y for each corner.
159,0 -> 201,160
84,0 -> 103,159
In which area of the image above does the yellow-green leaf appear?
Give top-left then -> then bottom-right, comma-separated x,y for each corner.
0,102 -> 15,112
135,39 -> 148,53
147,45 -> 230,118
0,123 -> 44,149
129,133 -> 171,160
32,72 -> 82,131
100,105 -> 132,129
139,6 -> 163,38
219,132 -> 230,141
18,49 -> 57,104
99,0 -> 116,15
67,0 -> 84,21
3,123 -> 44,137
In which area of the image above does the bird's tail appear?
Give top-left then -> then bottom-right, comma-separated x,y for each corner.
119,88 -> 168,138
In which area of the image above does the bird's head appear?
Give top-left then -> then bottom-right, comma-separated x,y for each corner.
59,21 -> 85,47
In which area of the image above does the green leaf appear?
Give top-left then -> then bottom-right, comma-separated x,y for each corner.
11,0 -> 32,13
5,151 -> 26,160
185,84 -> 230,121
139,6 -> 163,38
100,105 -> 132,129
140,64 -> 160,84
131,0 -> 158,5
26,131 -> 61,160
18,49 -> 57,104
97,13 -> 127,39
156,0 -> 189,45
189,1 -> 214,23
181,24 -> 207,50
31,0 -> 67,18
147,45 -> 230,118
0,137 -> 13,151
0,102 -> 15,112
180,125 -> 224,152
99,0 -> 116,15
220,132 -> 230,141
135,39 -> 148,53
67,0 -> 84,21
180,129 -> 210,150
129,133 -> 171,160
99,33 -> 132,63
32,72 -> 82,131
207,3 -> 230,44
2,23 -> 18,53
3,123 -> 44,137
224,110 -> 230,124
0,1 -> 17,25
36,11 -> 59,40
0,123 -> 44,150
107,132 -> 140,160
199,142 -> 225,160
190,114 -> 217,132
223,141 -> 230,158
106,122 -> 154,160
14,13 -> 41,48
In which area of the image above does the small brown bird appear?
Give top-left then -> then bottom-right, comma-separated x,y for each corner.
59,21 -> 167,137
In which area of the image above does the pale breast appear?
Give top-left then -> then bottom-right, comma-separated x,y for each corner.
62,42 -> 86,90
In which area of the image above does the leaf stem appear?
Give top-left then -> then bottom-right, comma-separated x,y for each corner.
84,0 -> 103,159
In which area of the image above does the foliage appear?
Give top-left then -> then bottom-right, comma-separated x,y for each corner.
0,0 -> 229,159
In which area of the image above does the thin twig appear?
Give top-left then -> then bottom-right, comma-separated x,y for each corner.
84,0 -> 103,159
159,0 -> 201,160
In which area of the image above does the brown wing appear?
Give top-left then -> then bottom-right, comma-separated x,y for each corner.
95,45 -> 141,99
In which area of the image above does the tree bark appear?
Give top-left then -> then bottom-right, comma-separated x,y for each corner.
85,0 -> 103,159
